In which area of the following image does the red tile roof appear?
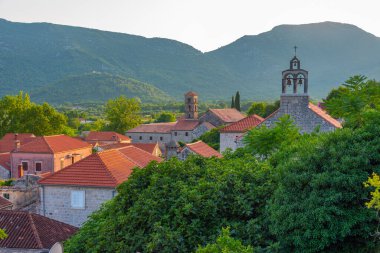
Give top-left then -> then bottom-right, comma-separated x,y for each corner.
208,109 -> 245,123
185,91 -> 198,96
85,131 -> 131,142
14,135 -> 92,154
185,141 -> 222,158
100,142 -> 161,155
308,103 -> 343,128
0,197 -> 12,210
0,133 -> 36,153
172,119 -> 200,131
127,122 -> 176,133
220,114 -> 264,133
39,149 -> 140,187
118,146 -> 163,167
0,153 -> 11,171
0,210 -> 77,249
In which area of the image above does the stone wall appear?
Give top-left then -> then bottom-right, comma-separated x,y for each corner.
0,165 -> 10,179
11,153 -> 53,179
261,95 -> 337,133
220,132 -> 244,153
199,111 -> 225,127
127,132 -> 171,149
40,185 -> 115,227
0,248 -> 47,253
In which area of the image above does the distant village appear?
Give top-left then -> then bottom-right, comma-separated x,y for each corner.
0,55 -> 342,252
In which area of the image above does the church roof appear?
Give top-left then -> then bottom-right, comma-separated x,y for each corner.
208,109 -> 245,123
172,119 -> 200,131
308,103 -> 342,128
220,114 -> 264,133
184,141 -> 222,158
127,122 -> 176,133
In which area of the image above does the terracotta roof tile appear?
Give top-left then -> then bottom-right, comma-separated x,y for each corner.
0,210 -> 77,249
0,197 -> 12,210
127,122 -> 176,133
118,146 -> 163,167
172,119 -> 200,131
0,133 -> 36,153
0,153 -> 11,171
99,143 -> 160,155
208,109 -> 245,123
185,91 -> 198,96
308,103 -> 343,128
85,131 -> 131,142
185,141 -> 222,158
39,149 -> 139,187
220,114 -> 264,133
14,135 -> 92,154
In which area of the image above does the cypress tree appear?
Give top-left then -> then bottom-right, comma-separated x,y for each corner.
231,96 -> 235,108
235,91 -> 241,111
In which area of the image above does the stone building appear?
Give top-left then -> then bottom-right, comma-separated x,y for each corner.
0,210 -> 77,253
259,54 -> 342,133
83,131 -> 131,145
39,148 -> 162,227
98,142 -> 163,157
219,114 -> 264,152
178,141 -> 222,160
199,108 -> 245,127
0,153 -> 11,179
10,135 -> 92,178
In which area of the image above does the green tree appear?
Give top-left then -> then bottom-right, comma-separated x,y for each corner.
231,96 -> 235,108
195,127 -> 221,150
196,227 -> 254,253
243,115 -> 300,158
104,96 -> 142,134
268,124 -> 380,253
247,101 -> 279,118
0,92 -> 68,137
235,91 -> 241,111
155,112 -> 176,123
0,229 -> 7,240
65,155 -> 276,253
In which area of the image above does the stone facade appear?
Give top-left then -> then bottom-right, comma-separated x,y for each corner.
199,111 -> 225,127
128,132 -> 171,150
261,95 -> 337,133
0,248 -> 47,253
0,165 -> 10,179
40,185 -> 115,227
220,132 -> 244,152
178,146 -> 193,160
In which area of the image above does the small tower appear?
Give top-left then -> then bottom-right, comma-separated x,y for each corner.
184,91 -> 198,120
281,46 -> 308,95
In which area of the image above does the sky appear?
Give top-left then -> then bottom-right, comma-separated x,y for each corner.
0,0 -> 379,52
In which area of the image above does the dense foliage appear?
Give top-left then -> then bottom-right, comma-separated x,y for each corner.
65,154 -> 275,252
247,101 -> 280,118
104,96 -> 142,134
195,127 -> 221,151
154,112 -> 177,123
0,92 -> 70,137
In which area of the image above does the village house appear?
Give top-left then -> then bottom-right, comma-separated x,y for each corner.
219,114 -> 264,152
82,131 -> 131,145
178,141 -> 222,160
258,54 -> 342,132
10,135 -> 92,179
0,210 -> 77,253
98,142 -> 162,157
38,148 -> 162,227
199,108 -> 245,127
0,196 -> 13,210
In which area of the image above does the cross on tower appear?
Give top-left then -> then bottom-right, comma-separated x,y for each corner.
294,46 -> 297,56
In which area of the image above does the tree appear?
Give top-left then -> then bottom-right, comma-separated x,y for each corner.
268,124 -> 380,253
104,96 -> 142,134
0,229 -> 7,240
235,91 -> 241,111
196,227 -> 254,253
155,112 -> 176,123
247,101 -> 280,118
0,92 -> 68,137
243,115 -> 300,158
231,96 -> 235,108
195,127 -> 221,150
65,155 -> 276,253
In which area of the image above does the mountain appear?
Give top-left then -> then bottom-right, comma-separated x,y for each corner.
0,19 -> 380,102
29,72 -> 173,104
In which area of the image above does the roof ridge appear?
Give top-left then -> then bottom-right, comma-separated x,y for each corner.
118,146 -> 151,167
97,151 -> 133,185
42,136 -> 54,153
187,140 -> 202,146
28,212 -> 43,249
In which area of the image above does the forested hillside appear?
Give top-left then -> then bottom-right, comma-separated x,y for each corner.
1,19 -> 380,102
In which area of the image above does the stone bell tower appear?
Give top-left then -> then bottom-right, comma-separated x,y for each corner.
184,91 -> 198,119
280,46 -> 309,113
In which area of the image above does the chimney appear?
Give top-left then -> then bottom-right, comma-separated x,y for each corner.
14,133 -> 18,140
15,140 -> 21,151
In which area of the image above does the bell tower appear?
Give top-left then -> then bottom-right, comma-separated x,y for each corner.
280,47 -> 309,113
281,46 -> 309,95
184,91 -> 198,119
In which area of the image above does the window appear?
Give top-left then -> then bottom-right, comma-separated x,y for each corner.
71,156 -> 75,164
3,193 -> 9,200
185,132 -> 188,136
21,161 -> 28,171
71,190 -> 85,209
35,162 -> 42,172
188,98 -> 191,103
60,158 -> 64,170
128,136 -> 132,138
160,137 -> 163,141
139,136 -> 142,140
149,136 -> 153,140
174,132 -> 177,136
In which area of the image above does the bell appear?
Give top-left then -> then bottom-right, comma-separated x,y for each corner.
287,78 -> 291,86
298,78 -> 303,85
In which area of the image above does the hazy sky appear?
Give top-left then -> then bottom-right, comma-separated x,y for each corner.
0,0 -> 379,52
